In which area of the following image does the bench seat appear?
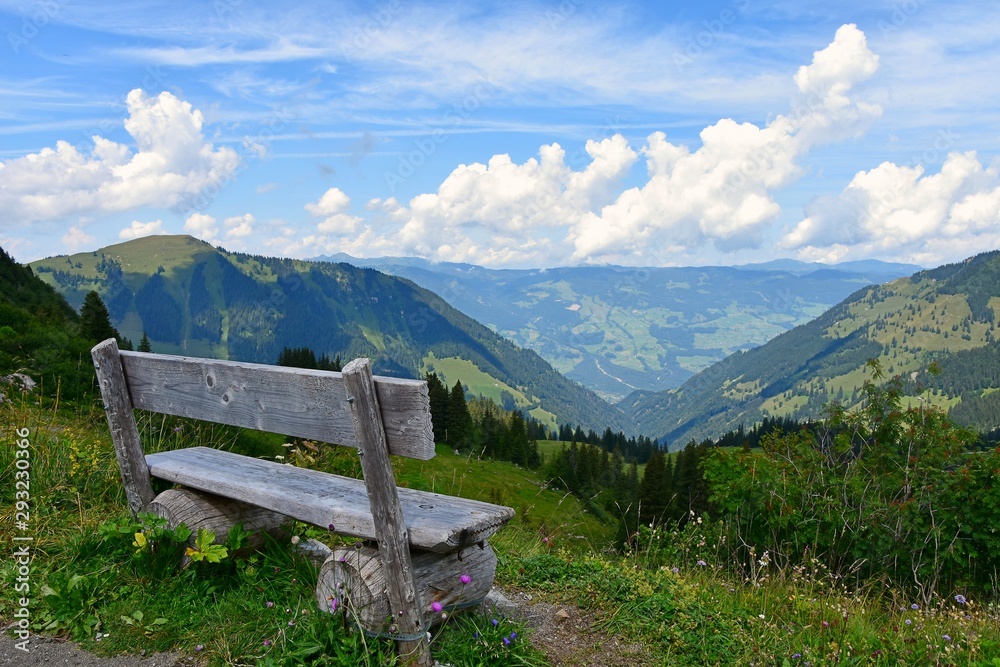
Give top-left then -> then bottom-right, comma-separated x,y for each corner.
146,447 -> 514,553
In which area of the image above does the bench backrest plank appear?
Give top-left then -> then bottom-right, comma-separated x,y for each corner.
117,350 -> 435,460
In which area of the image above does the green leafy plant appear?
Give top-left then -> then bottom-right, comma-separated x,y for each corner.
120,609 -> 168,636
36,572 -> 104,642
185,528 -> 229,563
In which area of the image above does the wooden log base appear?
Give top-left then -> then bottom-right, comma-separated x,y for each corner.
316,542 -> 497,633
148,488 -> 290,563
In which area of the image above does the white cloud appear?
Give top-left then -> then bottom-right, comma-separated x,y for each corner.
313,25 -> 881,266
0,89 -> 240,226
782,151 -> 1000,265
224,213 -> 255,238
119,220 -> 165,240
62,226 -> 96,252
184,213 -> 218,241
306,188 -> 361,234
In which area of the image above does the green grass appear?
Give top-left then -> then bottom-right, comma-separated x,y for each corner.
5,395 -> 999,666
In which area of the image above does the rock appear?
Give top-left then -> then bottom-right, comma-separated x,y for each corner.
555,608 -> 571,622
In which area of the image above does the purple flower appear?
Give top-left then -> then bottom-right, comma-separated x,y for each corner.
263,640 -> 272,647
329,598 -> 339,613
328,523 -> 336,531
954,594 -> 967,605
905,619 -> 912,625
943,634 -> 952,642
671,567 -> 679,574
265,601 -> 274,608
503,637 -> 511,646
492,618 -> 499,627
791,654 -> 801,660
911,603 -> 920,610
460,574 -> 472,585
431,601 -> 443,613
697,560 -> 707,567
509,631 -> 517,640
195,645 -> 204,652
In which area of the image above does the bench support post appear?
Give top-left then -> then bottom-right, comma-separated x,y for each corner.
92,338 -> 154,515
343,358 -> 432,667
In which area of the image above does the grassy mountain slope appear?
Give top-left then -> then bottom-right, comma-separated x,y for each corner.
623,251 -> 1000,446
0,245 -> 99,401
31,235 -> 627,433
315,253 -> 917,401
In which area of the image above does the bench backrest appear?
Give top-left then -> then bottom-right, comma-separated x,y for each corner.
107,346 -> 435,460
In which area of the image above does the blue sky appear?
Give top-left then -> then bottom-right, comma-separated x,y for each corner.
2,0 -> 999,268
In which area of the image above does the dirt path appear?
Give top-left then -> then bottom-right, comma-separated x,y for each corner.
2,587 -> 649,666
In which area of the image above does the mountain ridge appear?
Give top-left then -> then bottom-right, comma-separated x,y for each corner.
31,235 -> 628,434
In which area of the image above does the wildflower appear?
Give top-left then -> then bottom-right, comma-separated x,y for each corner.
905,619 -> 912,626
460,574 -> 472,585
492,618 -> 499,627
542,536 -> 549,544
431,601 -> 444,613
263,640 -> 272,647
503,637 -> 511,646
792,654 -> 801,660
821,621 -> 829,628
288,620 -> 294,627
441,612 -> 448,619
671,567 -> 680,574
195,645 -> 204,652
173,426 -> 183,433
911,603 -> 920,610
329,597 -> 339,613
328,523 -> 336,531
265,601 -> 274,608
943,635 -> 952,642
697,560 -> 707,567
510,631 -> 517,640
954,594 -> 967,605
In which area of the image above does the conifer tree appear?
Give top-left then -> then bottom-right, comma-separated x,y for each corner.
137,332 -> 152,353
79,291 -> 120,344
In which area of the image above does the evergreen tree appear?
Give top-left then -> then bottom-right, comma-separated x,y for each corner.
426,372 -> 449,444
638,449 -> 670,526
137,332 -> 152,353
79,291 -> 121,344
446,380 -> 472,448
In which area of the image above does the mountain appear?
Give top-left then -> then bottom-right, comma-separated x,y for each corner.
621,251 -> 1000,446
31,235 -> 627,433
312,253 -> 919,401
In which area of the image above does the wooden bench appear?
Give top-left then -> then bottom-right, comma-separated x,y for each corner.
91,339 -> 514,666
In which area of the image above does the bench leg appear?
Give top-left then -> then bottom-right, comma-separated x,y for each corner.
317,542 -> 497,632
148,488 -> 289,565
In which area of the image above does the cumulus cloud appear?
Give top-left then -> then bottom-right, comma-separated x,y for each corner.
0,89 -> 240,226
224,213 -> 255,238
119,220 -> 165,240
297,25 -> 882,266
569,23 -> 881,262
62,226 -> 96,252
306,187 -> 362,234
782,151 -> 1000,264
184,212 -> 218,241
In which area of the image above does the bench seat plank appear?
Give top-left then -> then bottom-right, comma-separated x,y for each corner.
145,447 -> 514,553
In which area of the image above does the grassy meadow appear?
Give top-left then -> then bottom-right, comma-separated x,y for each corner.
2,391 -> 1000,666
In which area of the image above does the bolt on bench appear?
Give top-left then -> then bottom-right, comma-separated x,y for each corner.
91,339 -> 514,666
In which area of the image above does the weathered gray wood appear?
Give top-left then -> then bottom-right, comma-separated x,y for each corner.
145,447 -> 514,552
343,358 -> 430,667
148,488 -> 290,565
317,543 -> 496,631
118,351 -> 435,460
91,338 -> 155,515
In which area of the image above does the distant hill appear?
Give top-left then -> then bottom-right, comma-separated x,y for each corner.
32,236 -> 627,433
621,251 -> 1000,446
313,253 -> 919,401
